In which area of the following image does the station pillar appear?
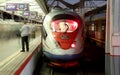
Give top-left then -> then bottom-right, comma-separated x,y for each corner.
106,0 -> 120,75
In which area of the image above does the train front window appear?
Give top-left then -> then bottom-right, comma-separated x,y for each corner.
51,19 -> 78,32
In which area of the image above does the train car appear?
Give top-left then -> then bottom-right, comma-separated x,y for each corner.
42,7 -> 84,67
85,12 -> 106,48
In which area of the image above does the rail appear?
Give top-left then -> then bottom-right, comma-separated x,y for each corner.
90,37 -> 105,44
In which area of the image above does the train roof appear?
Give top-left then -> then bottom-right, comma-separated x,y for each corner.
85,12 -> 106,22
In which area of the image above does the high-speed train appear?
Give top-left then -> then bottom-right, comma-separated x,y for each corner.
42,7 -> 84,67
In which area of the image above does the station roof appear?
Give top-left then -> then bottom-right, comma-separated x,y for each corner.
0,0 -> 43,15
0,0 -> 107,17
36,0 -> 107,15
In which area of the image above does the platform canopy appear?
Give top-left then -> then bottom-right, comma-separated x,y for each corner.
0,0 -> 44,16
0,0 -> 107,16
36,0 -> 107,15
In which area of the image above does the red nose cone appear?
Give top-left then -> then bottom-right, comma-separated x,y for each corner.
52,31 -> 78,50
51,19 -> 80,49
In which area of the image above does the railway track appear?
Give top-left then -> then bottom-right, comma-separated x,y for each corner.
50,68 -> 82,75
38,62 -> 105,75
33,40 -> 105,75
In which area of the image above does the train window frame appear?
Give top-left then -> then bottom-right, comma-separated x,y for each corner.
51,19 -> 78,33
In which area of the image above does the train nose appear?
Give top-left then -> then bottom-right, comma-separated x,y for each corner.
58,41 -> 72,49
51,19 -> 80,49
53,32 -> 77,50
58,33 -> 71,49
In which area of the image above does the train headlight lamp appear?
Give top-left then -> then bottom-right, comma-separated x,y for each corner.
71,41 -> 76,48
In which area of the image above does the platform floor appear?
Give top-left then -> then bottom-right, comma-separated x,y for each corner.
0,37 -> 36,62
0,35 -> 41,75
0,30 -> 41,61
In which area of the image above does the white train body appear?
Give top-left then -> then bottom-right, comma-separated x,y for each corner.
42,8 -> 84,63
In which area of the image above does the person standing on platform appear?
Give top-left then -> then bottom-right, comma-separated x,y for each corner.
20,21 -> 30,52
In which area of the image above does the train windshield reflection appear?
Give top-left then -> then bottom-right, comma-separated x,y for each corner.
51,19 -> 78,32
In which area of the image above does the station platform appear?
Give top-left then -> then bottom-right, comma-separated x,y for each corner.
0,36 -> 42,75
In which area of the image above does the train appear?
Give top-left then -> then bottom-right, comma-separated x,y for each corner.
85,11 -> 106,48
42,7 -> 84,67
